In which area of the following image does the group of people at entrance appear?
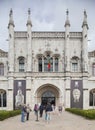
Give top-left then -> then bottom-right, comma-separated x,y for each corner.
20,102 -> 63,123
34,102 -> 53,123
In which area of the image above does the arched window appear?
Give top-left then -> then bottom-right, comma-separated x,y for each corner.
92,63 -> 95,76
38,58 -> 42,72
18,57 -> 25,72
89,89 -> 95,106
0,63 -> 4,76
71,57 -> 79,72
0,89 -> 6,107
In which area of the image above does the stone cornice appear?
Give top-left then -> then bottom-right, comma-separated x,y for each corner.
14,31 -> 82,38
32,32 -> 65,38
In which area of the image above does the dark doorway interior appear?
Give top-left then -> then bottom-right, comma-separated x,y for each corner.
41,90 -> 55,106
41,97 -> 55,106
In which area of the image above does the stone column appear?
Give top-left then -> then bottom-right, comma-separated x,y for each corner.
83,78 -> 89,109
7,77 -> 14,110
42,56 -> 44,72
26,77 -> 31,106
82,10 -> 89,72
8,9 -> 15,72
31,78 -> 35,110
65,77 -> 71,108
53,57 -> 55,72
26,9 -> 32,72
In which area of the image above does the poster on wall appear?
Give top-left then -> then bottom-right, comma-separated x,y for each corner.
71,80 -> 83,109
14,80 -> 26,109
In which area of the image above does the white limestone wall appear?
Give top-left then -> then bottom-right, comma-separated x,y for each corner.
69,39 -> 81,58
0,57 -> 8,76
88,57 -> 95,76
0,80 -> 8,90
83,78 -> 89,109
65,77 -> 70,108
14,38 -> 27,72
7,77 -> 14,110
26,77 -> 32,107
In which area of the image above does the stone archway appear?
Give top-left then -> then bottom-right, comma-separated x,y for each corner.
35,84 -> 60,106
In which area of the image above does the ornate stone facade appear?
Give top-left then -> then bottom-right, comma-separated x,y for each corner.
0,9 -> 95,110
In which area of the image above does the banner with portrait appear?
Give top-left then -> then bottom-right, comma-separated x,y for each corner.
71,80 -> 83,109
14,80 -> 26,109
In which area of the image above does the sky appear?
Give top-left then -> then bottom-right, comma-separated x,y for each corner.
0,0 -> 95,52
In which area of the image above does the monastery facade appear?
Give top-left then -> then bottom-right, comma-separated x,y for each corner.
0,9 -> 95,110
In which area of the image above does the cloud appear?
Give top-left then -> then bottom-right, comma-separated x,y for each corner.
0,0 -> 95,51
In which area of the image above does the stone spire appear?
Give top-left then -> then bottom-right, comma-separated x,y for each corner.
82,10 -> 88,29
8,8 -> 15,28
26,8 -> 32,72
8,9 -> 15,72
64,9 -> 70,27
64,9 -> 70,72
26,8 -> 32,26
82,10 -> 88,72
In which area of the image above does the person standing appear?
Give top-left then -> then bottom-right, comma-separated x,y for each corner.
58,104 -> 63,113
39,103 -> 44,117
26,104 -> 31,120
21,104 -> 27,122
34,104 -> 39,121
45,102 -> 52,123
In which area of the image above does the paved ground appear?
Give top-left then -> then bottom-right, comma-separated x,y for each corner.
0,110 -> 95,130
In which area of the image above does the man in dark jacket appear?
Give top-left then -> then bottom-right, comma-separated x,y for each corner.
45,102 -> 52,123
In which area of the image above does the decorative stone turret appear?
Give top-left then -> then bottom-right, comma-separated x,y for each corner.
26,8 -> 32,27
8,9 -> 15,28
8,9 -> 15,72
82,10 -> 89,29
82,10 -> 89,72
64,9 -> 70,27
64,9 -> 70,72
26,8 -> 32,72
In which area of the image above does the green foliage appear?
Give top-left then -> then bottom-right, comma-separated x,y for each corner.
65,108 -> 95,119
0,110 -> 21,121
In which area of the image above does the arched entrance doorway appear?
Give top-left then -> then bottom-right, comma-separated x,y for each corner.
41,91 -> 55,105
35,84 -> 60,106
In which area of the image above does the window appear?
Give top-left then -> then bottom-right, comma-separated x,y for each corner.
19,57 -> 25,72
71,57 -> 79,72
0,63 -> 4,76
38,58 -> 42,72
92,63 -> 95,76
72,63 -> 78,72
37,53 -> 59,72
0,89 -> 6,107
